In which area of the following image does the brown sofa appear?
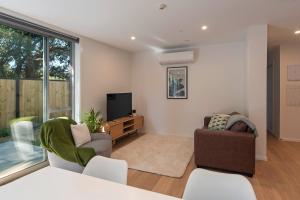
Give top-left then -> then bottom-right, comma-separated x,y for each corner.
194,116 -> 256,176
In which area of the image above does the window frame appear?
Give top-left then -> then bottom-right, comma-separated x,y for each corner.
0,12 -> 79,43
0,13 -> 77,184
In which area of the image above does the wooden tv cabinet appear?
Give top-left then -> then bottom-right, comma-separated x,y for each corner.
105,115 -> 144,142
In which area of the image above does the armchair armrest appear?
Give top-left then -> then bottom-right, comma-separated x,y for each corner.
91,133 -> 112,141
194,128 -> 255,175
195,128 -> 255,140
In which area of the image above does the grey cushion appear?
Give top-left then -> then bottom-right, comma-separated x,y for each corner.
81,139 -> 112,158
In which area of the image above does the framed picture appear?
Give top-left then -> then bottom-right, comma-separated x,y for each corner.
167,66 -> 188,99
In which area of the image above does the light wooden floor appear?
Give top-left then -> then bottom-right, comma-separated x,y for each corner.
114,133 -> 300,200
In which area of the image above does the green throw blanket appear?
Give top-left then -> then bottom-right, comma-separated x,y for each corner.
40,118 -> 96,166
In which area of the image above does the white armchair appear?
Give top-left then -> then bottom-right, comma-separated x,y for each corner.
47,133 -> 112,173
10,121 -> 35,160
183,169 -> 256,200
83,156 -> 128,185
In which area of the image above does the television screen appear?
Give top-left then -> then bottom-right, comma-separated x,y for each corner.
107,93 -> 132,121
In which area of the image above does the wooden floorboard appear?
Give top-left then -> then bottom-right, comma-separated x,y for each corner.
113,133 -> 300,199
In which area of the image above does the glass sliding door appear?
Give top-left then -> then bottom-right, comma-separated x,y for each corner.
48,38 -> 73,119
0,24 -> 75,179
0,24 -> 46,178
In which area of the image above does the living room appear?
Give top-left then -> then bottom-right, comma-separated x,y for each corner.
0,1 -> 300,200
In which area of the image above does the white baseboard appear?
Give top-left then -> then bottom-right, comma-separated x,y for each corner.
255,155 -> 267,161
280,137 -> 300,142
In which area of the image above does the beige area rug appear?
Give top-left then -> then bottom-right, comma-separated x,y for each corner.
112,134 -> 194,178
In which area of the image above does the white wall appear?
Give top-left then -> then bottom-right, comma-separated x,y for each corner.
132,42 -> 246,137
246,25 -> 268,160
279,44 -> 300,141
79,37 -> 132,120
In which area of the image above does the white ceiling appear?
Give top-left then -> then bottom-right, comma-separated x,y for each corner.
268,25 -> 300,49
1,0 -> 300,52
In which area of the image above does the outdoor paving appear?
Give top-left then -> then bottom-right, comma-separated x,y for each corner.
0,141 -> 45,177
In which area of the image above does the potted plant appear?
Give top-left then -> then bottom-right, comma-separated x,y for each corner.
83,108 -> 104,133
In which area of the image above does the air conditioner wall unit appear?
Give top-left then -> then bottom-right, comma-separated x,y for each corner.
158,51 -> 194,65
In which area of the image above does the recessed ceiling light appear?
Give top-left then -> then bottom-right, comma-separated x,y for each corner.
131,36 -> 136,40
201,25 -> 208,30
295,30 -> 300,35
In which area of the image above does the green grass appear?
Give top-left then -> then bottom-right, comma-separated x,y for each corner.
0,127 -> 11,138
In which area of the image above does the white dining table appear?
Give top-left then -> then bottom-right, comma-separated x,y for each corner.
0,167 -> 181,200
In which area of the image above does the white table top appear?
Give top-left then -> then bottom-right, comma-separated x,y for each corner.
0,167 -> 181,200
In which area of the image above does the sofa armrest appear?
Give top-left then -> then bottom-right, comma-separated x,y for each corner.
194,128 -> 255,175
91,133 -> 112,141
195,128 -> 255,139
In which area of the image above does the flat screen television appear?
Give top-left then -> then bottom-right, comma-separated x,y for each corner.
107,93 -> 132,121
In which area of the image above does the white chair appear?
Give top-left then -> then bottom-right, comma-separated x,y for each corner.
10,121 -> 35,160
183,169 -> 257,200
82,156 -> 128,185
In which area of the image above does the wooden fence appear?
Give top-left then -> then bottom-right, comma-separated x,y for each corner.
0,79 -> 70,128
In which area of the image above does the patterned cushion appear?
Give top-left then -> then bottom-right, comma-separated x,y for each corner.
208,114 -> 230,131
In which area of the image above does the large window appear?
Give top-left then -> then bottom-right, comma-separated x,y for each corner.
0,21 -> 75,179
49,38 -> 73,119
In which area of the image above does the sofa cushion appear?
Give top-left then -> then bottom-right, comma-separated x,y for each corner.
80,139 -> 111,157
71,123 -> 91,147
208,114 -> 230,131
229,121 -> 248,132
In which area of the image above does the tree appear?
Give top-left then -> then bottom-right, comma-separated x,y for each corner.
49,38 -> 72,80
0,24 -> 72,80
